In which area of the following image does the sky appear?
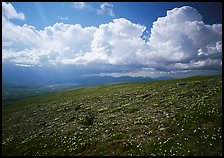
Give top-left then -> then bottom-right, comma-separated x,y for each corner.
2,2 -> 222,83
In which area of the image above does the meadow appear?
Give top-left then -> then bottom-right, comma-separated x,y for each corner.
2,75 -> 222,156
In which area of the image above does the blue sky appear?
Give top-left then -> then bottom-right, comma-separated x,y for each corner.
10,2 -> 222,29
2,2 -> 222,83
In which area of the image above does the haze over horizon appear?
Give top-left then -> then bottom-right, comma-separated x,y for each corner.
2,2 -> 222,84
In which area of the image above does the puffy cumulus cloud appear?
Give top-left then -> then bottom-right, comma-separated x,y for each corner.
3,18 -> 97,65
3,16 -> 147,66
38,23 -> 96,54
2,4 -> 222,78
2,2 -> 25,20
89,18 -> 148,65
3,21 -> 42,51
148,6 -> 222,71
97,3 -> 115,17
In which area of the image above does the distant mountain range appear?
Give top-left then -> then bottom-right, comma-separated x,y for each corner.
2,62 -> 173,85
2,74 -> 173,104
77,76 -> 153,86
3,75 -> 173,87
76,75 -> 174,86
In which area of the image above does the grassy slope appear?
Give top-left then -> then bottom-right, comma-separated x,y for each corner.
2,75 -> 222,156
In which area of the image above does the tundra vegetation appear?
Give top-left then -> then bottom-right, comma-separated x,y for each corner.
2,76 -> 222,156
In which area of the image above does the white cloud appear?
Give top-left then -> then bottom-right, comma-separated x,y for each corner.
73,2 -> 87,9
97,3 -> 115,17
2,2 -> 25,20
73,2 -> 115,17
2,4 -> 222,77
2,21 -> 97,66
2,19 -> 41,51
89,18 -> 147,65
148,6 -> 222,69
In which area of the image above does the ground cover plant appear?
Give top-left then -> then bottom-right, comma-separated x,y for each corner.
2,76 -> 222,156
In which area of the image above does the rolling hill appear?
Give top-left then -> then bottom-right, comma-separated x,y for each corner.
2,75 -> 222,156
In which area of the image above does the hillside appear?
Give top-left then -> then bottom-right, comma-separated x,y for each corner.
2,76 -> 222,156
